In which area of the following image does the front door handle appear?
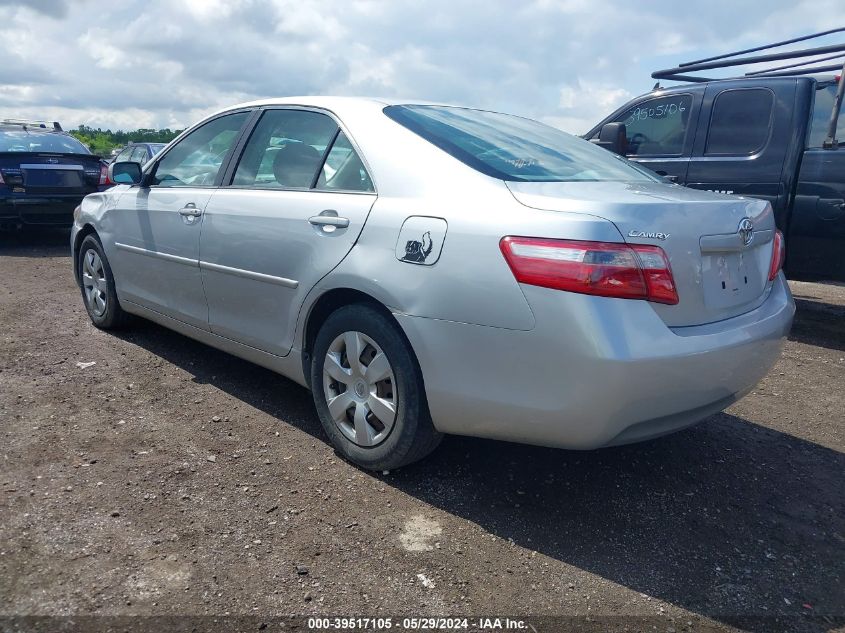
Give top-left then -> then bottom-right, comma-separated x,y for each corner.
179,204 -> 203,217
309,210 -> 349,230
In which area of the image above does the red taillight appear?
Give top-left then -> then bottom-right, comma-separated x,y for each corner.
99,163 -> 112,186
768,230 -> 786,281
500,236 -> 679,305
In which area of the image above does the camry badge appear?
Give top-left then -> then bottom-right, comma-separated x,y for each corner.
738,218 -> 754,246
628,230 -> 670,240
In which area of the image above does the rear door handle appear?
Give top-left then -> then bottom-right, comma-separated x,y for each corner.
309,211 -> 349,229
655,170 -> 679,183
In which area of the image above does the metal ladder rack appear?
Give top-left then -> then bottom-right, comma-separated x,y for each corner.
651,28 -> 845,149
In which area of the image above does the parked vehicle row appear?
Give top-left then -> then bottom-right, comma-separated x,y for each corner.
71,97 -> 794,469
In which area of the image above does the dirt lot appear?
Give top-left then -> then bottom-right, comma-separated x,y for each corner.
1,228 -> 843,633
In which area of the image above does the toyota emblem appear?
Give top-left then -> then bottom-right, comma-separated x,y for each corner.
738,218 -> 754,247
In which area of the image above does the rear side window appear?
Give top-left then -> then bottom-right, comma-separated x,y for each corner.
233,109 -> 338,189
613,94 -> 693,156
705,88 -> 774,155
0,130 -> 91,154
807,84 -> 845,148
316,131 -> 374,192
129,146 -> 148,163
114,147 -> 133,162
385,105 -> 658,182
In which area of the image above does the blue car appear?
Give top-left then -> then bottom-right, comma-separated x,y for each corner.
110,142 -> 167,166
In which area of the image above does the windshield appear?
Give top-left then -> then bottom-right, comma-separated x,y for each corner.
0,130 -> 91,154
384,105 -> 658,183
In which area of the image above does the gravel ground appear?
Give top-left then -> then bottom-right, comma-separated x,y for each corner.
1,228 -> 843,633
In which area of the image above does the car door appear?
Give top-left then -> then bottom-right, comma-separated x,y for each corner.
686,84 -> 792,208
199,107 -> 377,356
108,110 -> 251,329
601,91 -> 701,183
789,81 -> 845,280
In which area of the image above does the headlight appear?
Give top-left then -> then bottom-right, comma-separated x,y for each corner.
73,205 -> 81,222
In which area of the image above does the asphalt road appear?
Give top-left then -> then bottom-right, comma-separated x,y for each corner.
1,228 -> 843,633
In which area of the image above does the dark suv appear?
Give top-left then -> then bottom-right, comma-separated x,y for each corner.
0,119 -> 109,228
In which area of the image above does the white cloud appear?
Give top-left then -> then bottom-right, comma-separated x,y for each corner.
0,0 -> 842,134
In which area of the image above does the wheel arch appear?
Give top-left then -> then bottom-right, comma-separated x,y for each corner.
300,287 -> 423,392
72,224 -> 100,285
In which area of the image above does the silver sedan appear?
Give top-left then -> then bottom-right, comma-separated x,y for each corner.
71,97 -> 795,470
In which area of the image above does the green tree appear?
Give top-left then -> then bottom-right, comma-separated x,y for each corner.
69,126 -> 183,155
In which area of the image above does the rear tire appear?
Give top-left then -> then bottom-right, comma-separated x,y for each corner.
78,234 -> 128,330
310,304 -> 441,470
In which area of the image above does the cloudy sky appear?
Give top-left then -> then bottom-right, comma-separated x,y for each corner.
1,0 -> 844,134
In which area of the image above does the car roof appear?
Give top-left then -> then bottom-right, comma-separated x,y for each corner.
646,74 -> 833,96
0,127 -> 71,137
210,96 -> 458,119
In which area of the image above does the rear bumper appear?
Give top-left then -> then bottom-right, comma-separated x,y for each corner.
395,275 -> 795,449
0,195 -> 82,226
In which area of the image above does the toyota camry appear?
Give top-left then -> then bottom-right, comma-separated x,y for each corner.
71,97 -> 795,470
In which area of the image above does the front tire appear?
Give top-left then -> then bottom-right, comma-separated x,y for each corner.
311,304 -> 441,470
77,234 -> 127,330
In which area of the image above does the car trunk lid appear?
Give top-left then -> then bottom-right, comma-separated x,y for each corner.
507,180 -> 776,327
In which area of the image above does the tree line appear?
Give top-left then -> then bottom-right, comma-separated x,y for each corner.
69,125 -> 183,156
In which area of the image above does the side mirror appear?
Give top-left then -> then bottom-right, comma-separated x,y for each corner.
109,161 -> 142,185
592,122 -> 628,155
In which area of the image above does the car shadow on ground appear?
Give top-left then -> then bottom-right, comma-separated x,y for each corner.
0,227 -> 71,257
789,296 -> 845,352
113,314 -> 844,633
394,420 -> 843,632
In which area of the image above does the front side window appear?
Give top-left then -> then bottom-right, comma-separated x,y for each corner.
705,88 -> 774,155
233,109 -> 339,189
385,105 -> 658,182
807,83 -> 845,148
613,94 -> 693,156
151,111 -> 248,187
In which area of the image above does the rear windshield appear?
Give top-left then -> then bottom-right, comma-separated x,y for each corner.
384,105 -> 658,183
0,130 -> 91,154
